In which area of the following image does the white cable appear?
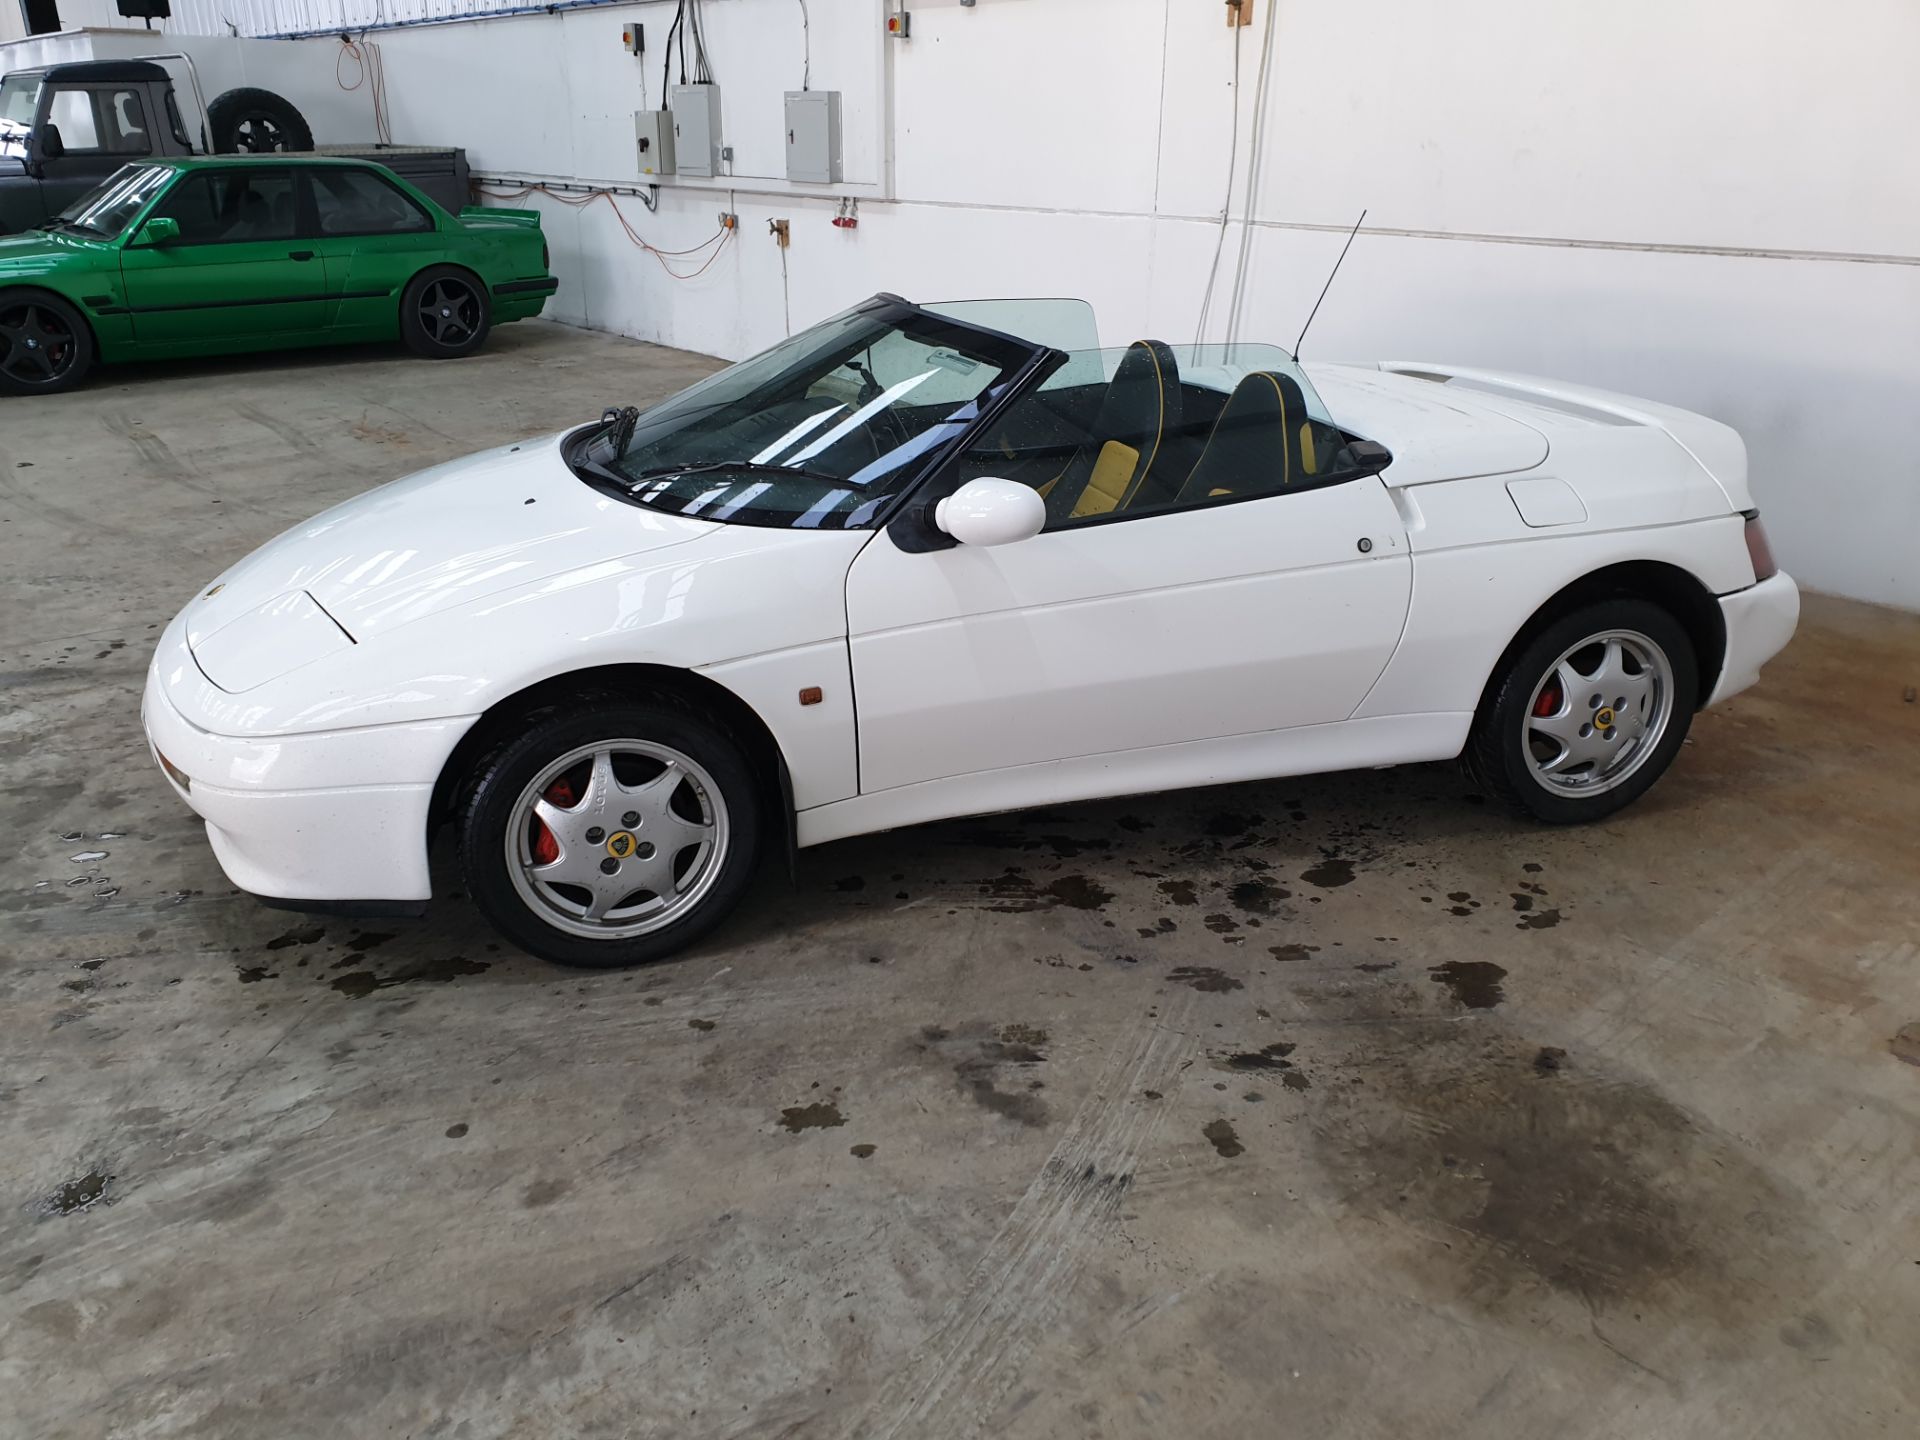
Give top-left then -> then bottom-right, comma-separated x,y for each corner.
1225,0 -> 1281,347
1193,22 -> 1244,346
797,0 -> 811,91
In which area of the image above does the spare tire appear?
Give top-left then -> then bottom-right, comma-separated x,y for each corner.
207,88 -> 314,154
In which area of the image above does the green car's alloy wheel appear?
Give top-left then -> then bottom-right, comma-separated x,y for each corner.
0,294 -> 92,396
402,266 -> 492,358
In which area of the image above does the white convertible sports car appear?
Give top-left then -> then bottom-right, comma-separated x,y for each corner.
143,295 -> 1799,965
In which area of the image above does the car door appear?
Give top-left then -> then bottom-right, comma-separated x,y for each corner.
35,83 -> 158,219
118,166 -> 327,348
302,165 -> 444,338
842,362 -> 1413,795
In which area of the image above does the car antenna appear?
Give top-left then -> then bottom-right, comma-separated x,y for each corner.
1292,208 -> 1367,362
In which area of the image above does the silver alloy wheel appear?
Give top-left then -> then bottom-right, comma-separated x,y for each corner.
505,739 -> 729,940
1522,629 -> 1674,797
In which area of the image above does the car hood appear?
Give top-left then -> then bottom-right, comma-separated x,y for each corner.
187,433 -> 720,658
0,227 -> 76,271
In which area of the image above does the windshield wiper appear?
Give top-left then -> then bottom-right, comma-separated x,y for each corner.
621,460 -> 820,486
45,219 -> 107,237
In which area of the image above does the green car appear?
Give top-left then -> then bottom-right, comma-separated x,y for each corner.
0,155 -> 557,395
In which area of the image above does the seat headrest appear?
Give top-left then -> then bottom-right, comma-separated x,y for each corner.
1179,370 -> 1309,501
1094,340 -> 1179,441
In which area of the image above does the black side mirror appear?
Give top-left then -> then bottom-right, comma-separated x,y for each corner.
1346,438 -> 1393,476
39,124 -> 65,161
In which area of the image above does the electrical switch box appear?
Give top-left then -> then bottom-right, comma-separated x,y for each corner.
634,109 -> 675,176
670,83 -> 723,178
783,90 -> 842,184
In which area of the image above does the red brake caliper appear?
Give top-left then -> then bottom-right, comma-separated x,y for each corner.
530,776 -> 577,865
1533,680 -> 1562,718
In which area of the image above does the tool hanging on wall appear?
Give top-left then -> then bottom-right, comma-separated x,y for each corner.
1226,0 -> 1254,27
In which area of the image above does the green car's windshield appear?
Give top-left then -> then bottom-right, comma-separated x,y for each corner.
54,164 -> 174,237
579,298 -> 1043,530
55,167 -> 174,238
0,74 -> 38,161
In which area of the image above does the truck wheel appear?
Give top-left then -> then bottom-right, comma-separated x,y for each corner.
0,292 -> 94,396
207,88 -> 314,153
400,266 -> 492,358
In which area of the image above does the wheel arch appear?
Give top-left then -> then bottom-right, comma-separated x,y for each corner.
401,260 -> 489,313
1476,560 -> 1727,720
428,663 -> 796,873
0,283 -> 102,354
398,261 -> 491,348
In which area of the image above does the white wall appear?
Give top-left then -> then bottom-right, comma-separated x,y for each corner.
9,1 -> 1918,609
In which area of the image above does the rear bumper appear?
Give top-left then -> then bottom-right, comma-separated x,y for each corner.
141,659 -> 471,903
1707,571 -> 1800,706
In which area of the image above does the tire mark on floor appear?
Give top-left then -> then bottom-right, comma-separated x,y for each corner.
9,1126 -> 413,1292
230,399 -> 378,477
0,463 -> 214,557
840,993 -> 1197,1440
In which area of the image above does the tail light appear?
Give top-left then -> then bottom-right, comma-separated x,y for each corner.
541,242 -> 550,269
1743,512 -> 1778,582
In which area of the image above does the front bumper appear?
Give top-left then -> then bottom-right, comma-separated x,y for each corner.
1707,570 -> 1800,706
141,656 -> 475,904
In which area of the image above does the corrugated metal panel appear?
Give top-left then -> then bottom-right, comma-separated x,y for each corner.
49,0 -> 609,40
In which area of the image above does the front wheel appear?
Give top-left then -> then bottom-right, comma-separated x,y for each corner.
400,266 -> 492,358
0,292 -> 94,396
1466,599 -> 1698,824
459,702 -> 763,966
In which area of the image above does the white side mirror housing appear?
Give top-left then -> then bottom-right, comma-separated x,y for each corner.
934,478 -> 1046,548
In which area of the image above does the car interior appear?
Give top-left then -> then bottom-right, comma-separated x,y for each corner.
959,340 -> 1363,527
157,171 -> 298,243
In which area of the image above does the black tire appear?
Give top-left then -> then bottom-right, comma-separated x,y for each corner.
0,290 -> 94,396
458,700 -> 763,967
1465,599 -> 1698,824
206,88 -> 314,153
400,266 -> 492,358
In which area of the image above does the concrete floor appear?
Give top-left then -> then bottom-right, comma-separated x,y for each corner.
3,321 -> 1918,1440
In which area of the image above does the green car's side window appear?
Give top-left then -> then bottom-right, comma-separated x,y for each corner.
151,169 -> 298,245
312,169 -> 433,237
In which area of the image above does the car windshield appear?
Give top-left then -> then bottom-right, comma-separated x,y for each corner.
0,74 -> 39,161
578,298 -> 1043,529
52,163 -> 174,237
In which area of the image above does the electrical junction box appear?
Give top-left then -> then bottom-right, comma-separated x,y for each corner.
670,83 -> 723,178
634,109 -> 675,176
784,90 -> 842,184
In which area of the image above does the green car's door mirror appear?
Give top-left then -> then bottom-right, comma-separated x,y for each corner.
137,216 -> 181,248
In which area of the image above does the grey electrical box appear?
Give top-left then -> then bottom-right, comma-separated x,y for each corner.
783,90 -> 842,184
670,83 -> 723,178
634,109 -> 675,176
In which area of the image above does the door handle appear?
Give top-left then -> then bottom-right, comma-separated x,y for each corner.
288,250 -> 315,262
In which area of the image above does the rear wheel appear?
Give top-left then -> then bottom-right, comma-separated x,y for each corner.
400,266 -> 492,358
1466,599 -> 1698,823
0,292 -> 93,396
459,701 -> 762,966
